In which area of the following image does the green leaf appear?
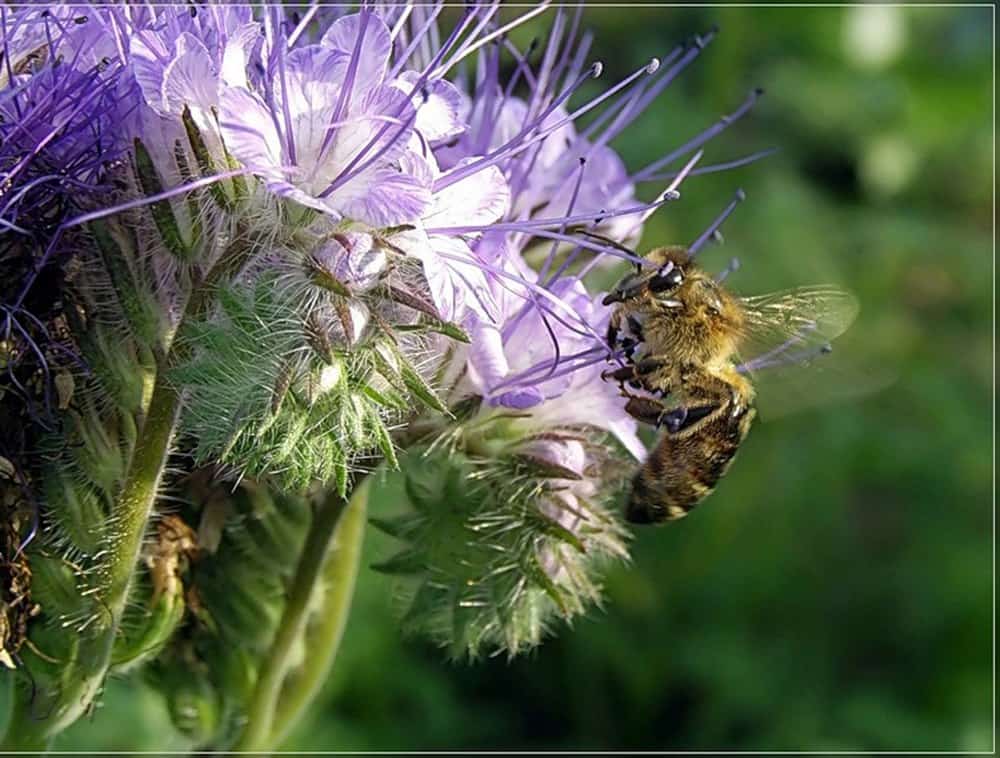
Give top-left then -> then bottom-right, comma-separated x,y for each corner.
370,550 -> 427,575
399,360 -> 447,413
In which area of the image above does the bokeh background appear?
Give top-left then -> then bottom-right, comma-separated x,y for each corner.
63,4 -> 993,752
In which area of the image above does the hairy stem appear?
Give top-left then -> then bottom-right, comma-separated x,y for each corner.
98,370 -> 180,615
1,231 -> 259,746
231,478 -> 370,751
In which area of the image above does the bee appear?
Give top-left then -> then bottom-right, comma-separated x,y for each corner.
602,245 -> 858,524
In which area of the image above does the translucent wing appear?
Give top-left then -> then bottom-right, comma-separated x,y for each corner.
738,286 -> 860,365
734,286 -> 889,418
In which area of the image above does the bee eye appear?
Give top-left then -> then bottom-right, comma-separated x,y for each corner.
649,266 -> 683,293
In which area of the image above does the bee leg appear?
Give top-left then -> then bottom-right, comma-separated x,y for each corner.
624,396 -> 668,427
601,356 -> 669,390
626,315 -> 645,343
660,404 -> 720,434
606,320 -> 620,349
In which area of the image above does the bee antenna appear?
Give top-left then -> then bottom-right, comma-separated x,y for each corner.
578,230 -> 638,257
689,189 -> 746,258
715,257 -> 740,283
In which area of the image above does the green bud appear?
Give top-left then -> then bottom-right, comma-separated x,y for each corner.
378,408 -> 630,660
110,516 -> 196,673
132,138 -> 193,261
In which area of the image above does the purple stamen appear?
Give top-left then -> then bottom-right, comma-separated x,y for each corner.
632,87 -> 764,183
538,156 -> 588,282
688,189 -> 746,257
502,37 -> 540,94
715,257 -> 741,283
643,147 -> 779,182
388,4 -> 415,45
320,7 -> 372,156
473,37 -> 502,156
424,197 -> 667,239
431,2 -> 547,79
491,345 -> 611,395
434,248 -> 607,346
276,37 -> 297,165
287,1 -> 320,48
389,3 -> 445,78
435,58 -> 654,193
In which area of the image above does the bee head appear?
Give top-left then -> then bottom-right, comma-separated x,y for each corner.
602,260 -> 685,306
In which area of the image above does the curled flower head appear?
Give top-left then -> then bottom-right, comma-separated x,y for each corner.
1,3 -> 769,744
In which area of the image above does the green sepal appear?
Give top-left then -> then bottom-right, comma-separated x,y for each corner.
532,512 -> 587,554
172,139 -> 204,250
522,554 -> 569,616
132,138 -> 193,261
215,106 -> 249,202
182,105 -> 232,209
361,383 -> 409,411
90,219 -> 160,348
309,267 -> 353,297
399,361 -> 447,413
370,550 -> 427,575
109,580 -> 186,673
370,417 -> 399,470
394,319 -> 471,343
513,453 -> 585,481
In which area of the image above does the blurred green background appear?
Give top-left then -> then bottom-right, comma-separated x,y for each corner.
62,5 -> 992,752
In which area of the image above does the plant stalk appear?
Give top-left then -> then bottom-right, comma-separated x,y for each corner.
231,478 -> 370,751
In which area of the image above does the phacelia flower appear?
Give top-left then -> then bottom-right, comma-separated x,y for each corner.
219,11 -> 434,226
1,1 -> 768,745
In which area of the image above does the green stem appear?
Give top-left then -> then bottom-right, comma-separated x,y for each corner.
1,232 -> 260,746
99,371 -> 180,615
231,478 -> 370,751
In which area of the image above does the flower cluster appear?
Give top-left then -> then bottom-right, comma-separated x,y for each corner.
1,2 -> 764,749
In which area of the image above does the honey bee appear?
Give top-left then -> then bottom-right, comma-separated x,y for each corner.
602,245 -> 858,524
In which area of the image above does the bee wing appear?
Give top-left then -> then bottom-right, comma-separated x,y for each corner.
736,287 -> 890,419
739,286 -> 860,357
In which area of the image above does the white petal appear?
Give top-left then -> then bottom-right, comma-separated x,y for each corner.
219,88 -> 285,180
162,33 -> 218,115
467,321 -> 510,393
320,12 -> 393,93
424,159 -> 509,229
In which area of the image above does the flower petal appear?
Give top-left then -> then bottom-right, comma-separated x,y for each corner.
396,72 -> 467,145
467,322 -> 510,392
219,87 -> 285,180
320,11 -> 393,95
334,164 -> 431,227
424,158 -> 509,229
162,33 -> 218,115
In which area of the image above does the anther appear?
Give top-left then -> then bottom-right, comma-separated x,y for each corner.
646,57 -> 661,74
589,61 -> 604,78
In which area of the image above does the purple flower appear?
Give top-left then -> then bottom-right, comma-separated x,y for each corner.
460,269 -> 645,459
219,11 -> 433,227
130,7 -> 258,116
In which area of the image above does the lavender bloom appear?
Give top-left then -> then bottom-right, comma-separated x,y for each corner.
130,6 -> 259,161
0,0 -> 769,743
462,270 -> 644,458
219,11 -> 433,226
